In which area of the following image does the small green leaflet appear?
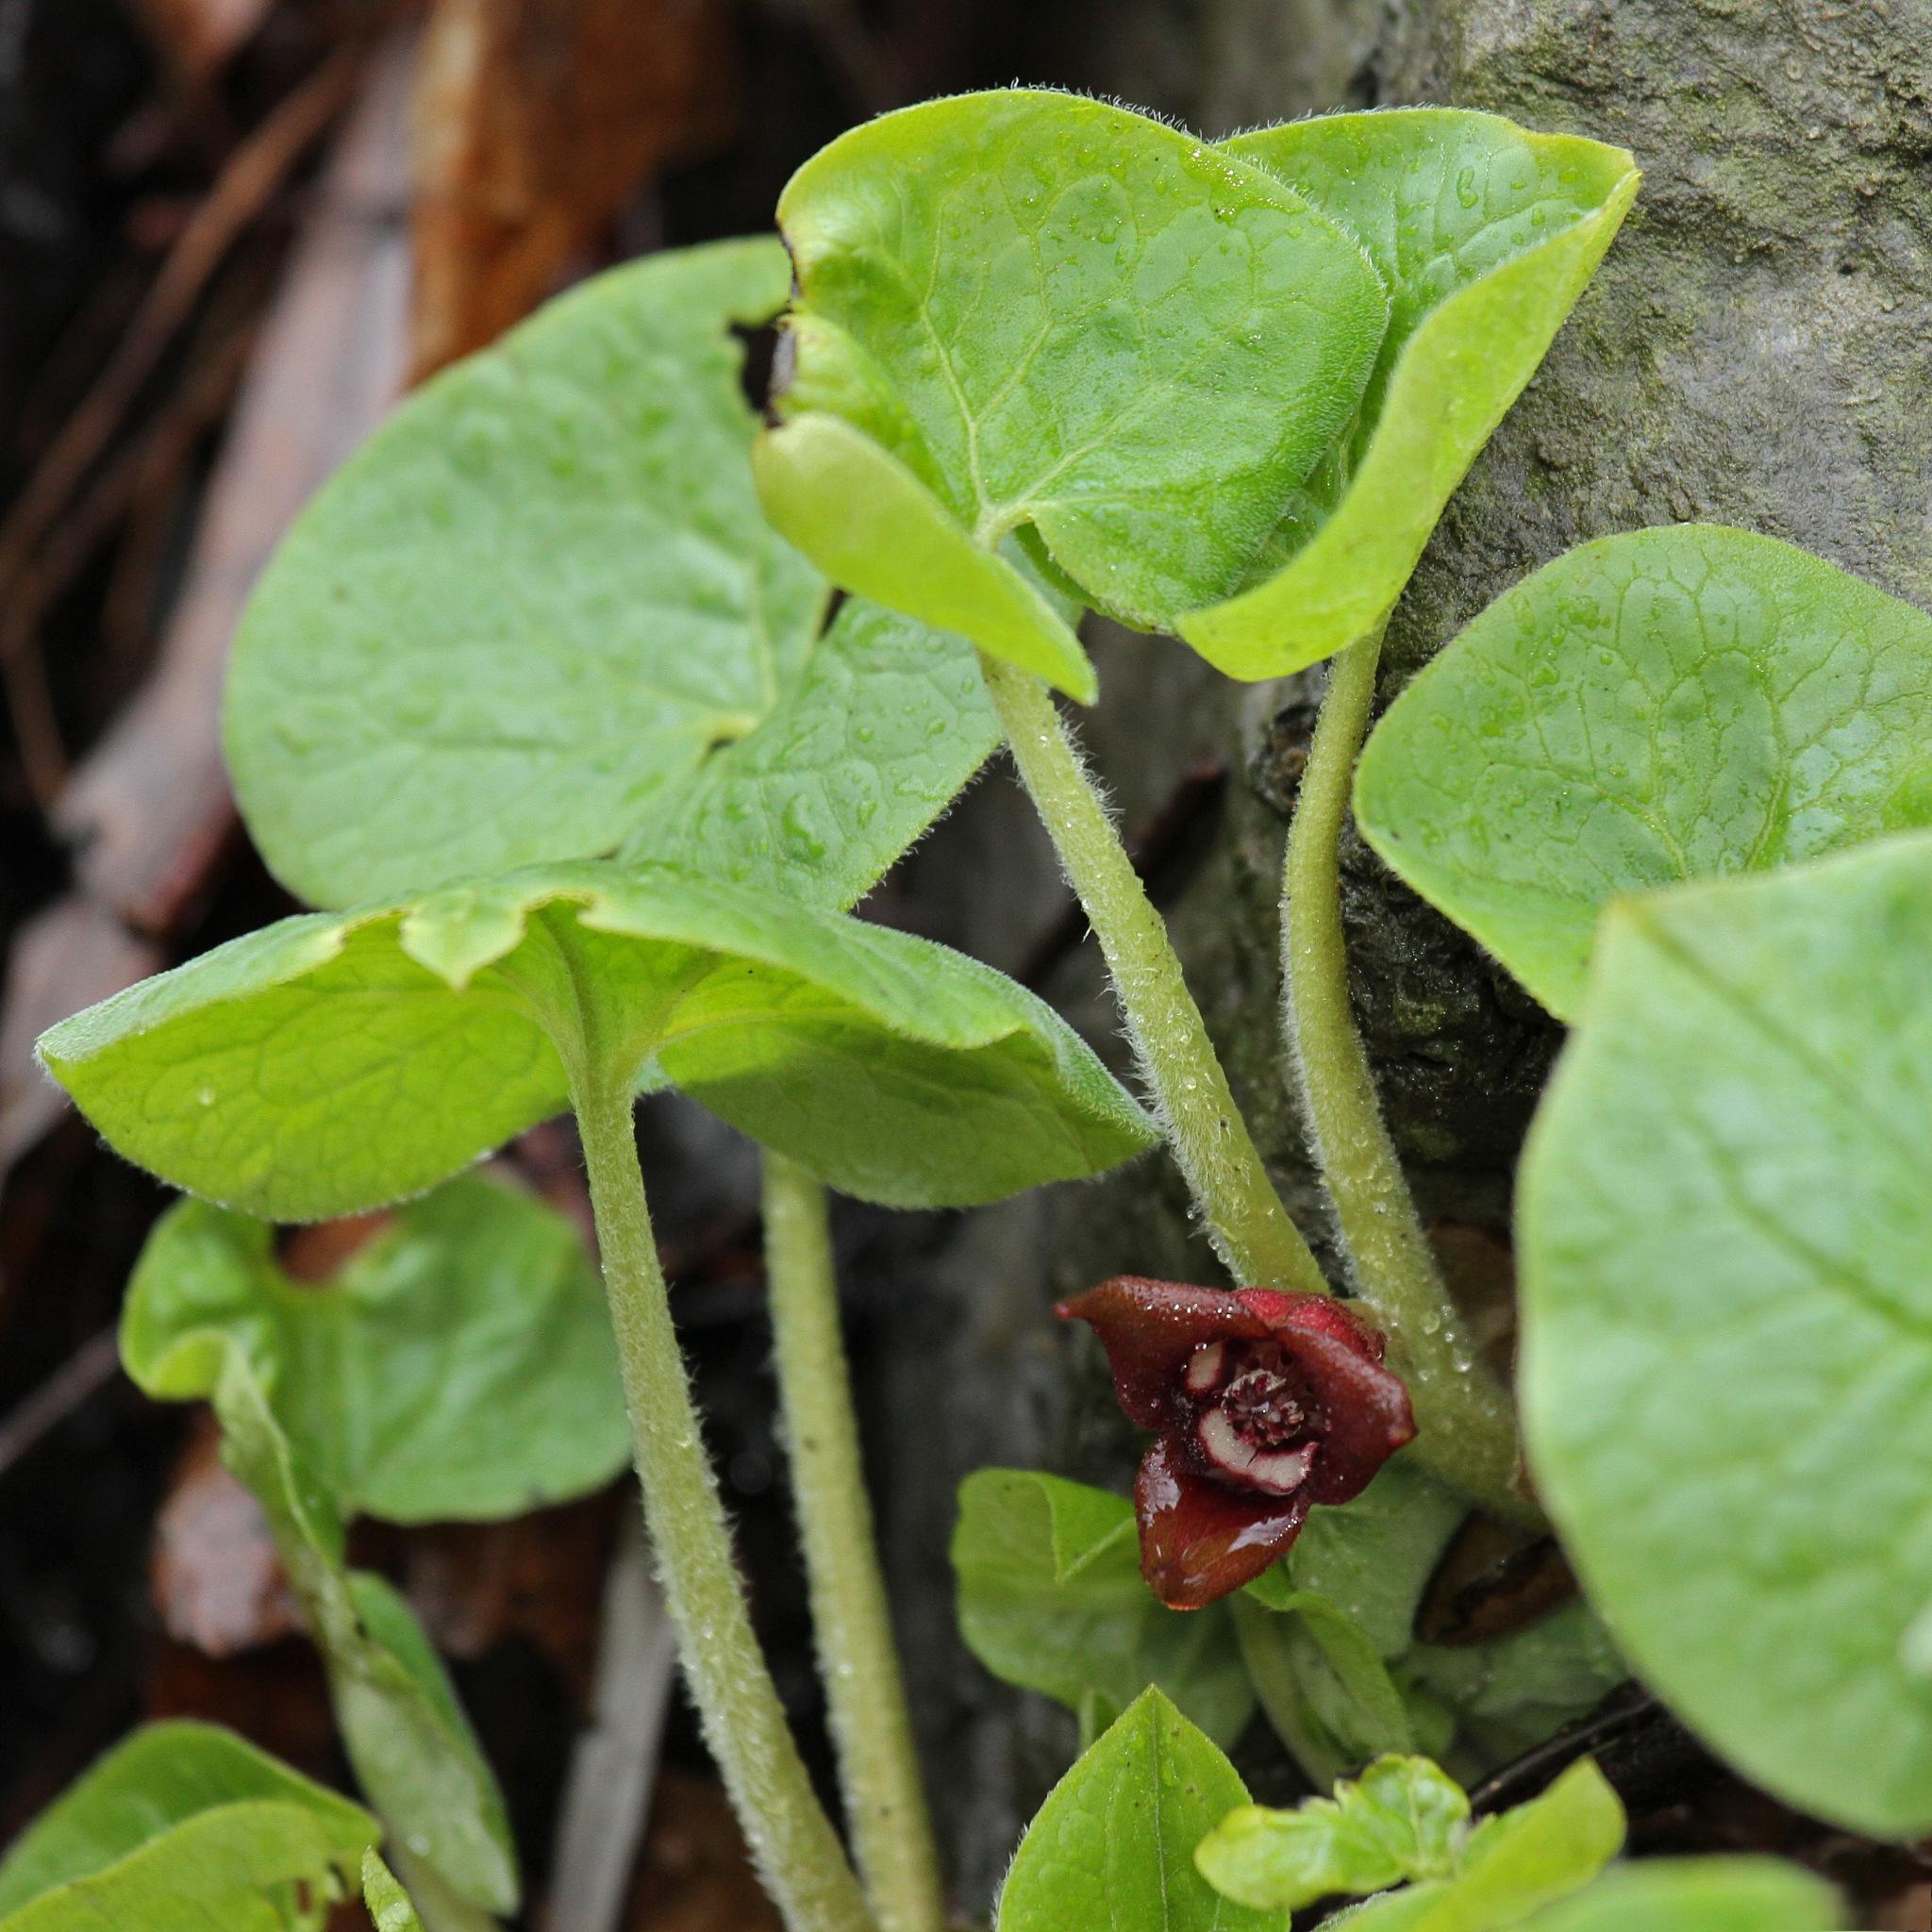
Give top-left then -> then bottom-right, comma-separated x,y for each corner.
1509,1859 -> 1841,1932
1247,1463 -> 1624,1787
361,1854 -> 426,1932
1519,833 -> 1932,1835
951,1470 -> 1254,1748
758,88 -> 1389,697
956,1463 -> 1622,1790
209,1357 -> 519,1914
225,238 -> 997,912
1194,1754 -> 1469,1911
38,861 -> 1154,1221
123,1174 -> 628,1523
1234,1582 -> 1427,1788
1314,1759 -> 1624,1932
1182,111 -> 1637,677
0,1723 -> 375,1932
1357,526 -> 1932,1017
995,1689 -> 1274,1932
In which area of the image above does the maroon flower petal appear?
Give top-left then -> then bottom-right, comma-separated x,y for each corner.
1135,1437 -> 1312,1610
1056,1276 -> 1270,1429
1295,1338 -> 1416,1505
1237,1288 -> 1388,1362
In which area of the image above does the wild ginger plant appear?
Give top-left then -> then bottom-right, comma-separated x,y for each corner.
757,90 -> 1640,1522
18,78 -> 1921,1932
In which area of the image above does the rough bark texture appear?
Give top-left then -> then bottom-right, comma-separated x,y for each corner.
880,0 -> 1932,1904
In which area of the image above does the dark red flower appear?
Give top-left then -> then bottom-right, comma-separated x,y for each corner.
1056,1278 -> 1416,1609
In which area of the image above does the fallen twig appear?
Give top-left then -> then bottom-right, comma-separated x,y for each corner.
0,1328 -> 121,1483
543,1512 -> 677,1932
0,46 -> 359,802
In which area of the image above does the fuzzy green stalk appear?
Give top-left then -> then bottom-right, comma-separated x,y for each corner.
979,653 -> 1327,1298
1281,630 -> 1532,1523
571,1068 -> 876,1932
762,1154 -> 947,1932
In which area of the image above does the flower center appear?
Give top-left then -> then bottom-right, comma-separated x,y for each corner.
1220,1365 -> 1306,1450
1185,1340 -> 1323,1496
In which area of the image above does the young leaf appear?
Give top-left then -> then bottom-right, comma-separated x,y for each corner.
756,416 -> 1095,701
1234,1585 -> 1425,1789
1194,1754 -> 1470,1911
951,1470 -> 1254,1748
225,238 -> 997,911
38,861 -> 1155,1221
331,1573 -> 519,1919
0,1723 -> 375,1932
1356,526 -> 1932,1017
210,1357 -> 519,1914
995,1688 -> 1274,1932
123,1174 -> 628,1523
758,88 -> 1389,692
1286,1461 -> 1467,1659
361,1853 -> 426,1932
1509,1858 -> 1841,1932
1409,1607 -> 1625,1772
1181,111 -> 1637,676
1324,1759 -> 1624,1932
1518,832 -> 1932,1835
1242,1464 -> 1624,1786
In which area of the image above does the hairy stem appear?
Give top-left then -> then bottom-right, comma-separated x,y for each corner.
572,1071 -> 876,1932
762,1155 -> 947,1932
1282,631 -> 1532,1522
980,653 -> 1327,1297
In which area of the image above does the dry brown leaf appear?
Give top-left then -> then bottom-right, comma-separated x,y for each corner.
408,0 -> 734,378
128,0 -> 275,80
54,33 -> 414,935
0,900 -> 161,1180
151,1412 -> 305,1657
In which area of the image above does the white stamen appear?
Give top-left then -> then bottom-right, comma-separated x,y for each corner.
1197,1410 -> 1317,1495
1183,1341 -> 1227,1394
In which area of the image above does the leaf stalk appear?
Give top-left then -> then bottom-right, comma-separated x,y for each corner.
1281,628 -> 1533,1522
571,1070 -> 877,1932
762,1154 -> 948,1932
978,652 -> 1328,1298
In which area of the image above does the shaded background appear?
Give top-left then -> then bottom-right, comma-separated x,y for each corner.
1,0 -> 1930,1924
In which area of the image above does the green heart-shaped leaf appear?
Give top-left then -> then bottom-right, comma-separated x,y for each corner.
952,1469 -> 1254,1748
1182,112 -> 1637,676
210,1357 -> 518,1913
0,1724 -> 375,1932
1357,526 -> 1932,1019
1510,1859 -> 1841,1932
225,239 -> 997,911
758,88 -> 1390,696
39,862 -> 1154,1221
123,1175 -> 628,1524
1195,1754 -> 1470,1912
1520,833 -> 1932,1835
996,1688 -> 1274,1932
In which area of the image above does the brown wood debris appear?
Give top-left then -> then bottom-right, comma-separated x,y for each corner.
408,0 -> 733,380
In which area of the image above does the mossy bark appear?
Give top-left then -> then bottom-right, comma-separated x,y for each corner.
881,0 -> 1932,1900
